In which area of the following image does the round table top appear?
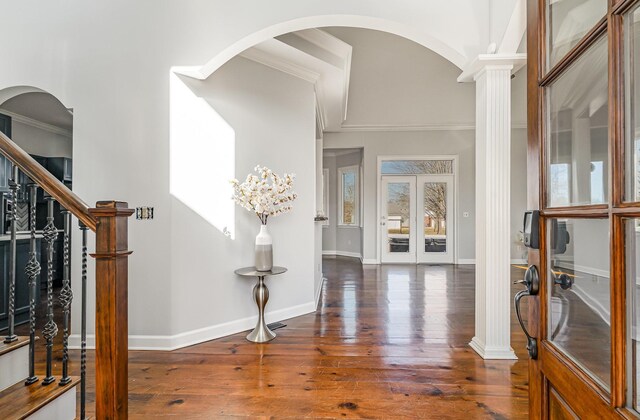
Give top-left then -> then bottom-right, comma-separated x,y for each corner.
234,266 -> 287,277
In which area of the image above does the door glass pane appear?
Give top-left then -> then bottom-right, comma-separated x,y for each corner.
627,218 -> 640,411
547,36 -> 608,207
423,182 -> 447,253
625,6 -> 640,202
386,182 -> 410,253
547,0 -> 607,69
548,218 -> 610,390
381,160 -> 453,175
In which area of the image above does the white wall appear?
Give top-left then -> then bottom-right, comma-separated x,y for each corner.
322,150 -> 363,258
11,121 -> 72,158
167,57 -> 316,346
0,0 -> 523,348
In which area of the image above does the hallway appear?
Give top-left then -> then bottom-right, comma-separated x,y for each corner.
84,257 -> 527,418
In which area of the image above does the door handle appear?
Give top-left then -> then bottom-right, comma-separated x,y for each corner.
514,265 -> 539,359
553,272 -> 573,290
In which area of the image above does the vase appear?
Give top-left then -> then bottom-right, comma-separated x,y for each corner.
255,224 -> 273,271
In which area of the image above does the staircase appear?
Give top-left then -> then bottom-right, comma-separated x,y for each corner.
0,131 -> 134,419
0,337 -> 78,419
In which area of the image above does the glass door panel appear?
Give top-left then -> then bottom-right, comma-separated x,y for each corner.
546,0 -> 607,70
625,5 -> 640,202
548,218 -> 611,390
417,175 -> 454,264
381,176 -> 416,263
546,35 -> 608,208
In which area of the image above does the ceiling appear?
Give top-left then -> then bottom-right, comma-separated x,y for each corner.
1,92 -> 73,131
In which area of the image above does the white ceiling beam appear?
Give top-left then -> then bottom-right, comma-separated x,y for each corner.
498,0 -> 526,54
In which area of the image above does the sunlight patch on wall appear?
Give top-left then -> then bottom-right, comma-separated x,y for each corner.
170,71 -> 235,238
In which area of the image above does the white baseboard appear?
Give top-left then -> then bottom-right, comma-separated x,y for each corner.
361,259 -> 379,265
315,277 -> 326,309
69,301 -> 316,351
454,259 -> 527,265
469,337 -> 518,360
322,250 -> 362,259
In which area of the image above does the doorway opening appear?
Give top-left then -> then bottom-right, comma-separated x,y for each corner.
378,156 -> 457,264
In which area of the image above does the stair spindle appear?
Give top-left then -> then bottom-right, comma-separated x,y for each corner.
3,165 -> 19,344
25,184 -> 40,385
80,223 -> 88,420
42,196 -> 58,385
59,210 -> 72,386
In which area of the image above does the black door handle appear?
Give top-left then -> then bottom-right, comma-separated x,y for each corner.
514,265 -> 539,359
553,273 -> 573,290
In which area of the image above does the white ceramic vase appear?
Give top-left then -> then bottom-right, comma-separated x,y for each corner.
255,224 -> 273,271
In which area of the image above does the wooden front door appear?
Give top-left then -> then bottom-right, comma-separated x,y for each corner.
527,0 -> 640,417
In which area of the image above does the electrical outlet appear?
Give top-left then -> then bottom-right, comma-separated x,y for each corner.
136,207 -> 154,220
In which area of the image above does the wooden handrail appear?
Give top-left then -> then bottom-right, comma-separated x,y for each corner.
0,131 -> 97,231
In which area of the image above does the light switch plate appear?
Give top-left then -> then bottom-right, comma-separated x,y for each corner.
136,207 -> 154,220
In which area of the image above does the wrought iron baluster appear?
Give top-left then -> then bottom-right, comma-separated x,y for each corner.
25,184 -> 40,385
42,196 -> 58,385
80,223 -> 88,420
4,165 -> 19,343
59,210 -> 72,385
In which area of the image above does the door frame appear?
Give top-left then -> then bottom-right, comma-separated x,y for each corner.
376,155 -> 459,264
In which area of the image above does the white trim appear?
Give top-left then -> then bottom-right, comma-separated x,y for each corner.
325,122 -> 527,132
457,53 -> 527,83
376,155 -> 459,265
69,301 -> 316,351
338,164 -> 360,226
239,42 -> 320,84
362,258 -> 379,265
315,276 -> 326,309
555,261 -> 610,279
469,336 -> 518,360
457,259 -> 476,265
333,123 -> 476,132
0,109 -> 72,139
322,250 -> 362,259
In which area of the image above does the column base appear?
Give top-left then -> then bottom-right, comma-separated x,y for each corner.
469,336 -> 518,360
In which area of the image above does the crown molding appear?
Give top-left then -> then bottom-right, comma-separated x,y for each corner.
240,46 -> 320,84
0,109 -> 72,139
332,123 -> 475,132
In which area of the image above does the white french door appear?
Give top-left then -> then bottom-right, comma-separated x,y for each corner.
380,175 -> 454,264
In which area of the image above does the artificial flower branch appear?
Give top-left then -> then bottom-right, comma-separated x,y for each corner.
231,165 -> 297,225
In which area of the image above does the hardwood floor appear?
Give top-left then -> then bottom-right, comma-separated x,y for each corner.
23,257 -> 530,418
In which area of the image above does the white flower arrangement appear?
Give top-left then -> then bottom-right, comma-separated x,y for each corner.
231,165 -> 298,225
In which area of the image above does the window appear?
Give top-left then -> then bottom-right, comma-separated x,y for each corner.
338,165 -> 359,226
381,160 -> 453,175
322,169 -> 329,226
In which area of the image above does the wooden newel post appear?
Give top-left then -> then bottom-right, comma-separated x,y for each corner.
89,201 -> 134,419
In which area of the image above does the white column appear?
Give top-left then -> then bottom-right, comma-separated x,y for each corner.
469,64 -> 518,360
